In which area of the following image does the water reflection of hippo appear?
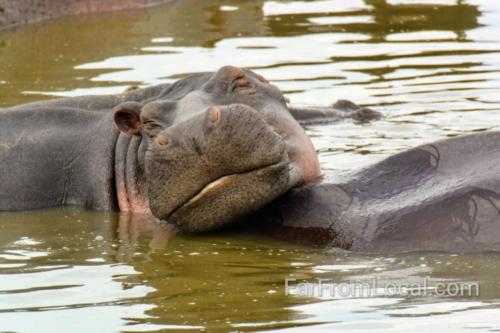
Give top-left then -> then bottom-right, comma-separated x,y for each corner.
1,65 -> 497,253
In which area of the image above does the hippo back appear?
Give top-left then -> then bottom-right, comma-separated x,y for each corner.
263,131 -> 500,253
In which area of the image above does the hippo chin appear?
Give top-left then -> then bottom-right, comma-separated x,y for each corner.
1,65 -> 370,233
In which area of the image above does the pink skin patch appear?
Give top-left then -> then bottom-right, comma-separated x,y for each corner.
155,137 -> 169,146
278,115 -> 321,185
116,180 -> 151,214
289,132 -> 321,184
116,180 -> 131,212
209,107 -> 221,123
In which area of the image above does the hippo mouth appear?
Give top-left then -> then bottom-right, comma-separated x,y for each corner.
164,156 -> 290,232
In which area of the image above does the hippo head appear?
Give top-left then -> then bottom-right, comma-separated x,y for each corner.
112,66 -> 320,232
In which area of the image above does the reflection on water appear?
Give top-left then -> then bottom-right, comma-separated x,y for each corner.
1,0 -> 500,331
1,209 -> 500,332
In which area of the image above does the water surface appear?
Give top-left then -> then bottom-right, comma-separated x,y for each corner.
1,0 -> 500,331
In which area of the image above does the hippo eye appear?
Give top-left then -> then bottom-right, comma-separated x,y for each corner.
143,121 -> 163,138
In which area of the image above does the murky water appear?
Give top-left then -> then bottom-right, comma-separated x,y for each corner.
1,0 -> 500,331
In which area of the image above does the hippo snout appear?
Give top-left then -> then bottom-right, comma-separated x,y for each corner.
145,104 -> 292,232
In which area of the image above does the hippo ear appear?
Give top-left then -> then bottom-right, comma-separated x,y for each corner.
113,102 -> 142,136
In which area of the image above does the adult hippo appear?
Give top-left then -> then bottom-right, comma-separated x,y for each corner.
261,131 -> 500,253
0,66 -> 376,232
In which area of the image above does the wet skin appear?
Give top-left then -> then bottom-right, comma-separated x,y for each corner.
0,66 -> 375,233
1,65 -> 497,253
0,0 -> 175,30
262,131 -> 500,253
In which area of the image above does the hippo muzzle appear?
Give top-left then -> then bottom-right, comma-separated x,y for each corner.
146,104 -> 292,232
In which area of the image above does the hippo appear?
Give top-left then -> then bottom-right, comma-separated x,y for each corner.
261,131 -> 500,253
0,0 -> 174,30
7,65 -> 497,254
0,66 -> 376,233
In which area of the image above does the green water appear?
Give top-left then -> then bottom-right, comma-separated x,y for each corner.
1,0 -> 500,331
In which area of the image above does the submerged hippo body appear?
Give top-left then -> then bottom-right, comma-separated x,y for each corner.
0,66 -> 371,232
263,131 -> 500,253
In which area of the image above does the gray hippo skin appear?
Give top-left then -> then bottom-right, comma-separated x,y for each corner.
262,131 -> 500,253
0,0 -> 174,30
0,66 -> 372,232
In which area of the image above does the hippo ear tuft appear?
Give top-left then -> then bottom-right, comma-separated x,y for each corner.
113,102 -> 142,136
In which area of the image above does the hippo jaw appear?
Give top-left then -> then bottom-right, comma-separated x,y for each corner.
164,157 -> 291,232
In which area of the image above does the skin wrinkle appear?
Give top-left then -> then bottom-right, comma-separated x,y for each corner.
126,136 -> 141,210
127,136 -> 150,214
115,133 -> 131,212
115,132 -> 150,214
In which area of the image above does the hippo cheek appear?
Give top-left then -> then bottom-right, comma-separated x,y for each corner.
167,156 -> 290,233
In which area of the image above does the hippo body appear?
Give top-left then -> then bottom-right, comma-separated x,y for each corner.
263,130 -> 500,253
0,67 -> 370,232
0,0 -> 174,30
0,101 -> 118,211
0,82 -> 175,212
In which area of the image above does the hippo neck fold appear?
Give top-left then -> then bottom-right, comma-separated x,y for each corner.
114,133 -> 150,214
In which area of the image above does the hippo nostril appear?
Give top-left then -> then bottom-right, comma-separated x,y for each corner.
221,66 -> 245,81
233,78 -> 253,92
235,79 -> 250,87
209,107 -> 221,123
155,136 -> 169,146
